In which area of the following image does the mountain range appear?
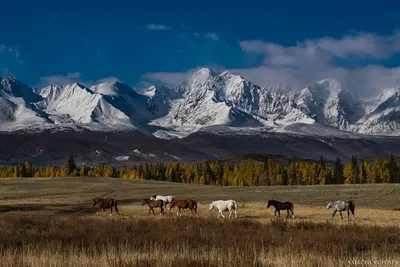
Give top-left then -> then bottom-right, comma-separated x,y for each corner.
2,69 -> 400,164
2,68 -> 400,137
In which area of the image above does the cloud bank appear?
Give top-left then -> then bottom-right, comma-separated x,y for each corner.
142,31 -> 400,97
38,73 -> 121,88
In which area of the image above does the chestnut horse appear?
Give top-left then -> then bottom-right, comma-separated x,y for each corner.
141,199 -> 165,216
92,197 -> 119,216
168,199 -> 198,216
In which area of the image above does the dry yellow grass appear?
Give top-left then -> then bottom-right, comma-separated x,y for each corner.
0,177 -> 399,266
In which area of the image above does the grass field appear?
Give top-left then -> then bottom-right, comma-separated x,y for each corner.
0,177 -> 399,266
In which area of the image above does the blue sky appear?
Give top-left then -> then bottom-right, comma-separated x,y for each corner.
1,1 -> 400,95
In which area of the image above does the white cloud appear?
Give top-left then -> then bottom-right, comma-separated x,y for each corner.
38,73 -> 122,88
97,76 -> 120,84
240,32 -> 400,68
146,23 -> 172,31
206,33 -> 220,41
234,32 -> 400,96
141,68 -> 199,87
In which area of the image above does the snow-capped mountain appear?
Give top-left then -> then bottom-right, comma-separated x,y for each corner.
352,89 -> 400,135
37,83 -> 132,126
0,77 -> 49,128
90,82 -> 169,124
2,70 -> 400,137
290,79 -> 364,130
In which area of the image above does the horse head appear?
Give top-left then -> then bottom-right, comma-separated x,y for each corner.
326,202 -> 333,210
167,202 -> 174,210
267,200 -> 274,208
141,199 -> 147,206
208,203 -> 214,211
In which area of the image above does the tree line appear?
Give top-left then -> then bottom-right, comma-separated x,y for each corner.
0,155 -> 399,185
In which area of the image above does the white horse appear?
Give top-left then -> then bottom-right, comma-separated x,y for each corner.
150,195 -> 175,205
327,200 -> 355,220
209,200 -> 238,219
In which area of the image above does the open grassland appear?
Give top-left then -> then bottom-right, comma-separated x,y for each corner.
0,177 -> 399,266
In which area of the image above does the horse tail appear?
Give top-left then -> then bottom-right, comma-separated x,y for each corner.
193,200 -> 198,213
348,200 -> 355,214
291,202 -> 294,212
114,199 -> 119,213
233,200 -> 238,210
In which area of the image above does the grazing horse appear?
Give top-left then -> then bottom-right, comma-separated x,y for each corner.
92,198 -> 119,216
168,199 -> 198,216
141,199 -> 165,216
150,195 -> 175,206
327,200 -> 355,220
267,200 -> 295,219
209,200 -> 238,219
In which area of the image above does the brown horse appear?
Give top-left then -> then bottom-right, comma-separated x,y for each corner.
168,199 -> 198,216
92,198 -> 119,216
141,199 -> 165,216
267,200 -> 294,219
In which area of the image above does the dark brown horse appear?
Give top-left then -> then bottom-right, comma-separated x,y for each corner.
141,199 -> 165,216
267,200 -> 294,219
168,199 -> 198,216
92,198 -> 119,216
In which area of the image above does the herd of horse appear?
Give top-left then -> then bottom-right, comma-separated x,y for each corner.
92,196 -> 356,220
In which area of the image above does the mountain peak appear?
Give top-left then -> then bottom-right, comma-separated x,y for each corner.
188,68 -> 216,85
0,77 -> 42,102
91,81 -> 136,96
316,78 -> 342,91
219,70 -> 244,80
194,67 -> 216,76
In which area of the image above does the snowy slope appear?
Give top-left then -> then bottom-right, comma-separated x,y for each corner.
352,89 -> 400,135
291,79 -> 364,130
38,83 -> 132,126
91,82 -> 170,123
0,77 -> 49,129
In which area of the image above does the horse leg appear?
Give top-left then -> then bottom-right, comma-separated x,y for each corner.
109,207 -> 113,217
332,210 -> 337,219
278,210 -> 281,218
234,209 -> 237,219
286,210 -> 290,219
229,210 -> 232,219
274,210 -> 277,217
291,209 -> 295,219
339,211 -> 343,220
151,207 -> 155,216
